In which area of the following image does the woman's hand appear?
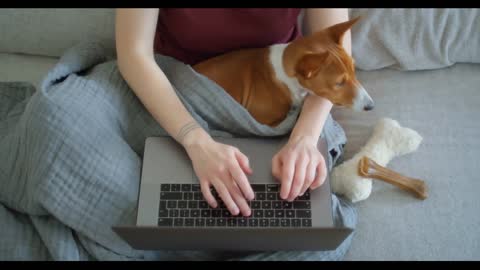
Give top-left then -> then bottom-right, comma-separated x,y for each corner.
272,135 -> 327,202
183,131 -> 254,217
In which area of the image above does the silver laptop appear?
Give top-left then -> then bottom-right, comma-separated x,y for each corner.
113,136 -> 353,251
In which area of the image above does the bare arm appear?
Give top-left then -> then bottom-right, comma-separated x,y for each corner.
290,8 -> 351,143
273,9 -> 352,201
115,8 -> 211,147
115,9 -> 253,216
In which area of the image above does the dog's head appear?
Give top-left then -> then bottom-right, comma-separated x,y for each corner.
292,17 -> 374,111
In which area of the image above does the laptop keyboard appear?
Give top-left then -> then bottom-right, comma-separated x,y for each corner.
158,184 -> 312,228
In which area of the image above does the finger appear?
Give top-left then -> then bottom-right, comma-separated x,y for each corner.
311,159 -> 327,189
288,156 -> 308,201
226,180 -> 252,217
280,157 -> 295,200
229,163 -> 255,201
299,160 -> 317,196
235,150 -> 252,174
200,180 -> 218,208
212,180 -> 240,216
271,155 -> 282,181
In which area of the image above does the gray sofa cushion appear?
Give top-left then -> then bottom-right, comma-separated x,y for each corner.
350,8 -> 480,71
0,9 -> 115,57
333,63 -> 480,260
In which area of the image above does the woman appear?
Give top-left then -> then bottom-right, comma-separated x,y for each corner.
115,8 -> 353,218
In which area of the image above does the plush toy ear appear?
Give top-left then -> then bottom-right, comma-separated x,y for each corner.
295,52 -> 329,79
326,16 -> 360,45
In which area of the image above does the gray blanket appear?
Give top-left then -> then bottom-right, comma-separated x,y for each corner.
0,42 -> 356,261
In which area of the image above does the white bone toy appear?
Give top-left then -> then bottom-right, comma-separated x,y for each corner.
331,118 -> 424,203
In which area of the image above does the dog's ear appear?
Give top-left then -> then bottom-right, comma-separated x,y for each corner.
327,16 -> 360,45
295,52 -> 329,79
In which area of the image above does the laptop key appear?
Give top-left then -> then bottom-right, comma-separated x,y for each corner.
256,193 -> 266,200
206,218 -> 215,226
282,201 -> 293,209
286,210 -> 295,218
183,192 -> 193,200
292,219 -> 301,227
273,201 -> 282,209
267,193 -> 276,201
212,209 -> 222,218
158,218 -> 173,227
238,218 -> 248,227
188,201 -> 198,209
167,201 -> 177,209
251,184 -> 266,192
171,184 -> 181,191
192,184 -> 201,191
199,201 -> 209,209
251,201 -> 261,209
261,201 -> 271,209
161,184 -> 170,191
180,209 -> 189,217
158,209 -> 169,218
181,184 -> 191,192
195,218 -> 205,227
260,219 -> 269,227
178,201 -> 187,209
253,210 -> 263,218
302,219 -> 312,227
265,210 -> 274,218
293,201 -> 311,209
169,209 -> 179,217
296,210 -> 311,218
227,218 -> 237,227
161,192 -> 183,200
297,191 -> 310,200
159,201 -> 166,210
201,210 -> 210,217
269,219 -> 279,227
190,209 -> 200,218
185,218 -> 195,227
275,210 -> 285,218
194,192 -> 202,200
216,218 -> 227,227
222,210 -> 232,217
281,219 -> 290,227
266,184 -> 279,192
174,218 -> 183,226
248,219 -> 259,227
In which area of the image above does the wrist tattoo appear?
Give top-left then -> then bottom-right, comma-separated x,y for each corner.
177,121 -> 202,143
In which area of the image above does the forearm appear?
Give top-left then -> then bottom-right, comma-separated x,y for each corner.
290,8 -> 352,142
117,53 -> 212,147
289,95 -> 333,143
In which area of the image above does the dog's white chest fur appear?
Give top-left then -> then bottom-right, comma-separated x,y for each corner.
269,44 -> 311,107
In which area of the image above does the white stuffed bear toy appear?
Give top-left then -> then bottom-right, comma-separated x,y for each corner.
331,118 -> 423,203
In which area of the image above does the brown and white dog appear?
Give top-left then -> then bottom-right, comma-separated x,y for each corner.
193,17 -> 373,127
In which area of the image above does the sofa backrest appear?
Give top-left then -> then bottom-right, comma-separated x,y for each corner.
0,8 -> 115,58
1,8 -> 479,71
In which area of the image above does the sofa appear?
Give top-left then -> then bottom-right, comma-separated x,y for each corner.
0,8 -> 479,260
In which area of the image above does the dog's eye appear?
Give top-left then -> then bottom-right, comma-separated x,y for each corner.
336,79 -> 346,87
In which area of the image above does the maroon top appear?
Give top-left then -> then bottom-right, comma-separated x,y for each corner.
154,8 -> 303,65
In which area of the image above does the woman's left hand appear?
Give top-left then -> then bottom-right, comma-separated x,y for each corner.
272,135 -> 327,202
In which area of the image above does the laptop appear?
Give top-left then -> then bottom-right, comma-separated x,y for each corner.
113,136 -> 353,251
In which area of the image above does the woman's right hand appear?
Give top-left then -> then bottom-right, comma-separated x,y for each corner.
182,130 -> 254,217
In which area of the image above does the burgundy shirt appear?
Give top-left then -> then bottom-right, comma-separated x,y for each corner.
154,8 -> 302,65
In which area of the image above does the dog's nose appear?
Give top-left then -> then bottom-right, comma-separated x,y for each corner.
363,102 -> 374,111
